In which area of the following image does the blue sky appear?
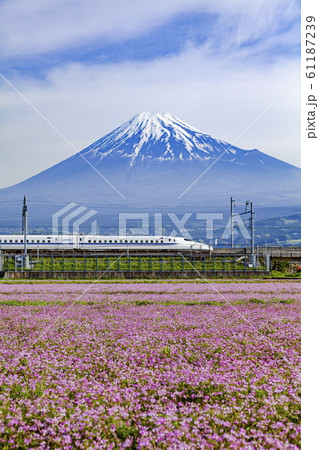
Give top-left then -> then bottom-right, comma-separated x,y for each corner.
2,12 -> 218,75
0,0 -> 301,188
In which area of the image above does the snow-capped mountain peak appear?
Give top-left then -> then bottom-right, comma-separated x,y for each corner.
0,112 -> 300,211
82,111 -> 242,165
131,111 -> 203,135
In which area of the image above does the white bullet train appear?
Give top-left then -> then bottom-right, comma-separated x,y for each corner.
0,234 -> 212,252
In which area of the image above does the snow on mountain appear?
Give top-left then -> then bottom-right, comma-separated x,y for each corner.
81,111 -> 246,166
0,111 -> 300,210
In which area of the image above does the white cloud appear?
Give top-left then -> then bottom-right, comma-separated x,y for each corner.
0,0 -> 299,56
0,0 -> 300,189
0,44 -> 300,189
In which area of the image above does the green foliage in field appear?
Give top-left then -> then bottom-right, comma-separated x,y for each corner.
3,254 -> 266,273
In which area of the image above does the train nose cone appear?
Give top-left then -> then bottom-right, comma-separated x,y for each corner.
193,243 -> 211,251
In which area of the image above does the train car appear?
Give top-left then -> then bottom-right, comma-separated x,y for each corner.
0,234 -> 212,253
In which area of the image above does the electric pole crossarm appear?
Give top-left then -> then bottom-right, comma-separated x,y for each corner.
232,211 -> 250,216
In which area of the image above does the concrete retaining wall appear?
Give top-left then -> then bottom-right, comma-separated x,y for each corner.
2,270 -> 270,280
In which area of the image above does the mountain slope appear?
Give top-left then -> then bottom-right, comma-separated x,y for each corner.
82,112 -> 249,164
0,112 -> 300,209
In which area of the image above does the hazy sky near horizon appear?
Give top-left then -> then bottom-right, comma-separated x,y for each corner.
0,0 -> 300,189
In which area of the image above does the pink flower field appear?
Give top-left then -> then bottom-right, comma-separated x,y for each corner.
0,281 -> 300,449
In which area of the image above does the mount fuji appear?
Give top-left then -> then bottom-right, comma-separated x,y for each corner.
0,112 -> 300,212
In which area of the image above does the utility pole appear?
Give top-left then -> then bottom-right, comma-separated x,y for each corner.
265,237 -> 270,271
250,202 -> 254,255
229,199 -> 255,265
230,197 -> 235,248
22,195 -> 29,270
249,201 -> 255,267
